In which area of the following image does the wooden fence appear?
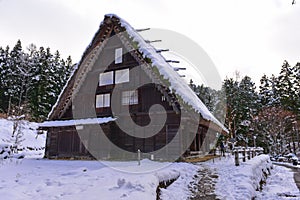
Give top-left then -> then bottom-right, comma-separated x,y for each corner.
232,147 -> 264,166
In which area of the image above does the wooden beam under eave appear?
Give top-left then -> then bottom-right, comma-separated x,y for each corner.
199,118 -> 227,135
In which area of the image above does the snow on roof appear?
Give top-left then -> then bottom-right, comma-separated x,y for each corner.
39,117 -> 116,128
107,14 -> 227,132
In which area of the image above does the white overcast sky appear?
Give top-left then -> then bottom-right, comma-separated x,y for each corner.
0,0 -> 299,86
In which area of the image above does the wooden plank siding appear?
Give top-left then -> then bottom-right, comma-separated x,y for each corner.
46,126 -> 91,159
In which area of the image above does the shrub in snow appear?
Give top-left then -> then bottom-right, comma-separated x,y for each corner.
0,118 -> 46,161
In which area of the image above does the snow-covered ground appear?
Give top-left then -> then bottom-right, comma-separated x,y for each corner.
0,158 -> 198,200
0,118 -> 197,199
0,118 -> 46,159
1,118 -> 300,200
2,154 -> 299,200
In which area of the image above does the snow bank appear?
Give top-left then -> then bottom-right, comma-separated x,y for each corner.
206,154 -> 273,200
256,164 -> 300,199
0,158 -> 198,200
0,118 -> 46,159
160,163 -> 201,199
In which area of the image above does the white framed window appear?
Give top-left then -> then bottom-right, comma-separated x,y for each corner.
99,71 -> 113,86
115,48 -> 123,64
96,93 -> 110,108
122,90 -> 138,105
115,68 -> 129,84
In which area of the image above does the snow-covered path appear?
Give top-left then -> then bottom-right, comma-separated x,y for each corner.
203,154 -> 300,200
256,165 -> 300,200
188,166 -> 218,200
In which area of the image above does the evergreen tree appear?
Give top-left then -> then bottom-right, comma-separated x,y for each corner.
235,76 -> 258,146
29,47 -> 52,120
277,60 -> 296,111
0,46 -> 10,112
293,63 -> 300,119
238,76 -> 258,119
269,74 -> 281,107
0,40 -> 73,121
259,74 -> 271,108
189,79 -> 226,123
223,78 -> 239,138
7,40 -> 25,115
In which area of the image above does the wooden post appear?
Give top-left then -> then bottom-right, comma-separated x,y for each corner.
7,96 -> 12,116
235,150 -> 239,166
150,154 -> 154,160
247,149 -> 251,160
137,149 -> 141,165
243,148 -> 246,162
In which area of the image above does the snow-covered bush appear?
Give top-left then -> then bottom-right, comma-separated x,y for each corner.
0,118 -> 46,161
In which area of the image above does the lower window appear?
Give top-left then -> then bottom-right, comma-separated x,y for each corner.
122,90 -> 138,105
96,93 -> 110,108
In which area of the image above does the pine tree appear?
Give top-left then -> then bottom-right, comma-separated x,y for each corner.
28,47 -> 73,121
223,78 -> 239,138
277,60 -> 296,111
293,63 -> 300,119
29,47 -> 52,120
259,74 -> 271,108
269,74 -> 281,107
0,46 -> 10,112
189,79 -> 226,123
7,40 -> 25,115
0,41 -> 73,121
238,76 -> 258,119
235,76 -> 258,146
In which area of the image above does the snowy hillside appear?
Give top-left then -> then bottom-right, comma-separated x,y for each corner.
0,118 -> 46,159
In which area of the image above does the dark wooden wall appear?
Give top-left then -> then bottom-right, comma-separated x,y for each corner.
46,126 -> 91,159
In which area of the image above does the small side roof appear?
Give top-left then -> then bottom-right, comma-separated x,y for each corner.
39,117 -> 116,128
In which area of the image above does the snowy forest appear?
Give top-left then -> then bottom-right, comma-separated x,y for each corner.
0,40 -> 74,121
190,61 -> 300,154
0,40 -> 299,155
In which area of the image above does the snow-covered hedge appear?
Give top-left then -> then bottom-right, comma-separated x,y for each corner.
215,154 -> 273,200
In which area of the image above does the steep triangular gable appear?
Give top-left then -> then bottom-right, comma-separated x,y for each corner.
48,16 -> 117,120
48,15 -> 178,120
48,14 -> 228,133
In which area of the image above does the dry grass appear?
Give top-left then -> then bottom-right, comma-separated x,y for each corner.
0,113 -> 7,119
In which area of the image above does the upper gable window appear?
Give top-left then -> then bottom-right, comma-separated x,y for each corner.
99,71 -> 113,86
115,68 -> 129,84
115,48 -> 123,64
